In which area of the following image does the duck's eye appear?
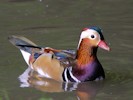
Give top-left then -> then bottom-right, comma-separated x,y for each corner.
91,35 -> 95,39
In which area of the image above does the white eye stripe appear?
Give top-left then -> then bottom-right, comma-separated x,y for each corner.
80,29 -> 97,38
81,30 -> 97,40
77,29 -> 100,49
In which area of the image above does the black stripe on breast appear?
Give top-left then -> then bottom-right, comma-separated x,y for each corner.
62,67 -> 79,82
62,69 -> 67,82
66,68 -> 76,82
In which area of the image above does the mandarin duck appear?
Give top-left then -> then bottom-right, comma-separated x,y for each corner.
9,26 -> 110,83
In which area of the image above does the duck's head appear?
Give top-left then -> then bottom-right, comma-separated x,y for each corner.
78,26 -> 110,51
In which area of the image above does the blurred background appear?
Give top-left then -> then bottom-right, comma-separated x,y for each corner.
0,0 -> 133,100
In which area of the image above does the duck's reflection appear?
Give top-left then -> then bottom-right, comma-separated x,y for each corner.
19,67 -> 104,100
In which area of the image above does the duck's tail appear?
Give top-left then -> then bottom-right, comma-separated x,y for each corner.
8,35 -> 42,65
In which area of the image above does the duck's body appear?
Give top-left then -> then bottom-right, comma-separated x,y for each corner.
9,26 -> 110,82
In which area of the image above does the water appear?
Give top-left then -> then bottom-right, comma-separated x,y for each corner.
0,0 -> 133,100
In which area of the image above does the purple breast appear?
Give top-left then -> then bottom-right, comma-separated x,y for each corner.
73,61 -> 105,81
